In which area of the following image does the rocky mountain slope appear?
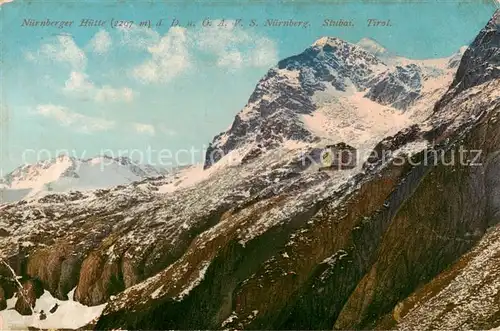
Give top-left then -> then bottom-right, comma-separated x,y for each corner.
0,155 -> 166,204
0,10 -> 499,331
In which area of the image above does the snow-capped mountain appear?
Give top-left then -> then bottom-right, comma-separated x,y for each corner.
0,155 -> 166,203
0,10 -> 499,331
204,36 -> 463,169
356,37 -> 389,57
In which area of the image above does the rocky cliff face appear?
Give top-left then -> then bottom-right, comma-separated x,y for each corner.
365,64 -> 422,110
0,10 -> 499,331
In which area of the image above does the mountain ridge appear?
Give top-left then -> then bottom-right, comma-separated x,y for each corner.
435,9 -> 500,110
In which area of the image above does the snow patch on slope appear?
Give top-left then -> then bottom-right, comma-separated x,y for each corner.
158,144 -> 257,194
0,288 -> 106,330
8,156 -> 74,191
302,91 -> 412,161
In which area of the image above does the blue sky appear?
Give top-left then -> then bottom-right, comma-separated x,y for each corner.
0,0 -> 497,173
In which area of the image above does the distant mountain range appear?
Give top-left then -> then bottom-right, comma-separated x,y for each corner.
0,155 -> 167,203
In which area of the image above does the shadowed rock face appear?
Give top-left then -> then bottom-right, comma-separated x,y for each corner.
335,92 -> 500,329
365,64 -> 422,110
453,10 -> 500,90
380,215 -> 500,330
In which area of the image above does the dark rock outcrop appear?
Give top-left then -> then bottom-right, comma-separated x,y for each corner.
366,64 -> 422,110
74,252 -> 123,306
14,279 -> 44,316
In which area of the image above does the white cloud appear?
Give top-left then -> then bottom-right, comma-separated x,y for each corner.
38,35 -> 87,70
132,27 -> 191,84
127,21 -> 278,84
28,34 -> 134,106
95,86 -> 134,103
64,71 -> 135,103
196,21 -> 249,54
88,30 -> 112,55
217,51 -> 243,69
195,20 -> 278,69
24,52 -> 36,62
119,25 -> 160,51
36,104 -> 115,133
64,71 -> 94,92
28,21 -> 278,88
159,124 -> 177,136
133,123 -> 156,135
250,37 -> 279,67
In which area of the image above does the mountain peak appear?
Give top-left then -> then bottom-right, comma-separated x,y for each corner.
435,9 -> 500,110
311,36 -> 348,48
356,37 -> 388,56
204,29 -> 460,169
486,9 -> 500,30
55,154 -> 73,161
204,35 -> 393,169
